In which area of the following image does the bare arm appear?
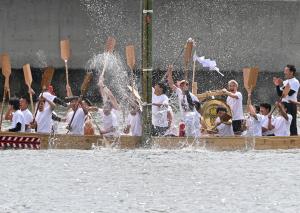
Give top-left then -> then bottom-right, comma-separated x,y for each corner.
4,108 -> 13,121
277,102 -> 288,120
167,65 -> 177,91
268,115 -> 274,130
44,97 -> 56,110
223,89 -> 239,99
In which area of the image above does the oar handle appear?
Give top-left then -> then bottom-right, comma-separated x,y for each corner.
0,88 -> 8,131
27,85 -> 34,113
65,60 -> 69,86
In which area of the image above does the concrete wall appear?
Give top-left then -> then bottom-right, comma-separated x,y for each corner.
0,0 -> 300,101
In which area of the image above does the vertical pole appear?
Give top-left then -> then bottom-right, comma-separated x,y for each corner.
141,0 -> 153,147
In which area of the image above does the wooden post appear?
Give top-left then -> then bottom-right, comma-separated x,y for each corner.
142,0 -> 153,147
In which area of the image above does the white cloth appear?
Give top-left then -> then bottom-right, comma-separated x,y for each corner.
99,109 -> 119,136
21,109 -> 33,132
183,111 -> 201,137
261,115 -> 275,136
152,88 -> 169,127
246,114 -> 263,136
226,92 -> 244,120
66,108 -> 86,135
272,114 -> 292,136
10,110 -> 25,132
127,112 -> 142,136
39,91 -> 56,108
281,77 -> 300,102
215,117 -> 234,136
36,106 -> 53,133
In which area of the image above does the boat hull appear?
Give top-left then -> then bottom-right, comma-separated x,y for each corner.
1,132 -> 300,150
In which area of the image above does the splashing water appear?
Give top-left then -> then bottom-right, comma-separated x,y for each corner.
33,49 -> 48,68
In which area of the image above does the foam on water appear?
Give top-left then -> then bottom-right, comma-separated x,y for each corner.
0,149 -> 299,212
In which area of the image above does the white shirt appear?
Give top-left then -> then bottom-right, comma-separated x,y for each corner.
272,114 -> 292,136
21,109 -> 33,132
152,88 -> 169,127
99,109 -> 119,136
175,88 -> 199,113
226,91 -> 244,120
127,112 -> 142,136
184,111 -> 201,137
36,106 -> 53,133
39,92 -> 56,108
246,114 -> 263,136
66,108 -> 86,135
281,77 -> 300,102
215,117 -> 234,136
261,115 -> 275,136
10,110 -> 25,132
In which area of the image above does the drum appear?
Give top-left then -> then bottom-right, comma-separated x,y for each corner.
201,99 -> 232,130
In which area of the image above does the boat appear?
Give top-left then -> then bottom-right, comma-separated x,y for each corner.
1,131 -> 300,151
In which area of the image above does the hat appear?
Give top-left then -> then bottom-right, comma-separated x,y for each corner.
177,80 -> 189,86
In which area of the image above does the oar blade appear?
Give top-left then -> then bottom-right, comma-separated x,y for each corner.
80,72 -> 93,96
41,67 -> 55,90
23,64 -> 33,87
243,67 -> 259,93
126,45 -> 135,70
1,53 -> 12,78
184,41 -> 193,65
105,37 -> 116,53
60,39 -> 70,61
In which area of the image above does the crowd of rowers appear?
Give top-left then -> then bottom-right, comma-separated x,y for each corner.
4,64 -> 300,137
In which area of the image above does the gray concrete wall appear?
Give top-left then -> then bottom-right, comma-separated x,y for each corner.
0,0 -> 299,71
0,0 -> 300,102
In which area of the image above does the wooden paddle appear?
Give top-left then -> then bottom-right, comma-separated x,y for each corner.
41,67 -> 55,90
101,37 -> 116,78
243,67 -> 259,94
192,51 -> 197,94
183,40 -> 193,80
270,83 -> 291,114
23,64 -> 34,112
67,72 -> 93,133
0,53 -> 12,131
60,39 -> 71,96
126,45 -> 136,99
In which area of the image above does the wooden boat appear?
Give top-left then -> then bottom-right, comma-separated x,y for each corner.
1,131 -> 300,151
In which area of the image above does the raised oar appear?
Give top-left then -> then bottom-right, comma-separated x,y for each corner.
183,39 -> 193,81
41,67 -> 55,90
60,39 -> 71,96
126,45 -> 136,97
192,51 -> 197,94
270,84 -> 291,115
23,64 -> 34,112
66,72 -> 93,134
243,67 -> 259,103
101,37 -> 116,78
33,67 -> 56,121
0,53 -> 12,131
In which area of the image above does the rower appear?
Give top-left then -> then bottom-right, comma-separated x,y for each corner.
65,96 -> 89,135
123,101 -> 142,136
30,96 -> 55,133
273,65 -> 299,135
167,65 -> 199,113
19,96 -> 33,132
39,85 -> 68,108
152,82 -> 169,136
268,102 -> 292,136
246,94 -> 263,136
6,98 -> 25,132
259,103 -> 274,136
211,106 -> 234,137
222,80 -> 244,135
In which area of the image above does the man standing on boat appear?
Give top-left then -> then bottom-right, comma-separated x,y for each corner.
222,80 -> 244,135
6,98 -> 25,132
273,65 -> 299,135
31,96 -> 56,133
19,97 -> 33,132
66,96 -> 89,135
152,82 -> 169,136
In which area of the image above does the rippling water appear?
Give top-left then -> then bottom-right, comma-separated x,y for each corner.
0,149 -> 299,212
